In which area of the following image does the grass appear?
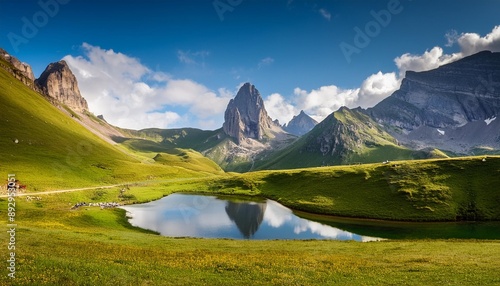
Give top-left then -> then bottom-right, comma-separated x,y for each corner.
200,156 -> 500,221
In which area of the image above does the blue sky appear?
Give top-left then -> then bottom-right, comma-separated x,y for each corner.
1,0 -> 499,130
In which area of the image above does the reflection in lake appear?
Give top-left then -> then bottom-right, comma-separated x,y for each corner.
121,193 -> 381,241
225,201 -> 266,238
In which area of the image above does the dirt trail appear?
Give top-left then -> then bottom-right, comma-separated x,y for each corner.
0,184 -> 123,198
0,177 -> 205,198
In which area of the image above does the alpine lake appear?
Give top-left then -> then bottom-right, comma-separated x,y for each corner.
121,193 -> 500,241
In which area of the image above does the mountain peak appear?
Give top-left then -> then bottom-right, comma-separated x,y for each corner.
284,110 -> 318,136
35,60 -> 89,112
223,83 -> 280,143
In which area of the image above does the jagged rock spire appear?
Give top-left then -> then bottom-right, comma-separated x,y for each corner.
223,83 -> 276,143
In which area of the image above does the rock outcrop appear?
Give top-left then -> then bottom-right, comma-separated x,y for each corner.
223,83 -> 281,143
0,48 -> 36,89
35,60 -> 88,112
283,110 -> 318,136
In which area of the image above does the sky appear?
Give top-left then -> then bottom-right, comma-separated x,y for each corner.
0,0 -> 499,130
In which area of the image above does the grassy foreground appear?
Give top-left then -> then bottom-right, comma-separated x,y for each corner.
1,179 -> 500,285
1,184 -> 500,285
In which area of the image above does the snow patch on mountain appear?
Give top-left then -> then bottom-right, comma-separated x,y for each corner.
485,117 -> 496,125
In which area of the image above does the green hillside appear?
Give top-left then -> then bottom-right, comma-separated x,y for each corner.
200,156 -> 500,221
122,127 -> 224,150
118,128 -> 258,172
0,60 -> 222,191
255,107 -> 446,170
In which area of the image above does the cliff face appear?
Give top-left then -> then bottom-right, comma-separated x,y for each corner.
223,83 -> 279,143
35,60 -> 89,112
367,51 -> 500,153
369,51 -> 500,131
0,48 -> 36,89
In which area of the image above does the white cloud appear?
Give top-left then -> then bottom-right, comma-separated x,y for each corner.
264,71 -> 399,124
394,47 -> 460,77
64,43 -> 230,130
395,26 -> 500,77
264,93 -> 299,125
357,72 -> 400,108
293,85 -> 359,122
319,8 -> 331,21
456,25 -> 500,56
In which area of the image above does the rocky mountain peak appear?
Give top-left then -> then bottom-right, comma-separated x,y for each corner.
35,60 -> 89,112
223,83 -> 278,143
283,110 -> 318,136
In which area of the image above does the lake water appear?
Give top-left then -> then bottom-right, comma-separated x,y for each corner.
121,193 -> 382,241
122,193 -> 500,241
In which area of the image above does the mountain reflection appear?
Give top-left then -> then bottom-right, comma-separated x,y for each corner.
225,201 -> 267,238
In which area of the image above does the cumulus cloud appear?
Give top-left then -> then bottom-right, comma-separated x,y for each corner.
64,43 -> 231,130
457,25 -> 500,56
395,26 -> 500,77
394,47 -> 460,77
265,71 -> 399,124
293,85 -> 359,122
357,72 -> 399,108
264,93 -> 299,125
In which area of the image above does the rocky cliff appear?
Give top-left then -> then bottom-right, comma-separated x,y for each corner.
0,48 -> 37,89
283,110 -> 318,136
35,60 -> 89,112
367,51 -> 500,153
223,83 -> 282,143
368,51 -> 500,131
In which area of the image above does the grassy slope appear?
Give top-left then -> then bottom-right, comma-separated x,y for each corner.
217,156 -> 500,221
0,63 -> 222,191
120,129 -> 258,172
